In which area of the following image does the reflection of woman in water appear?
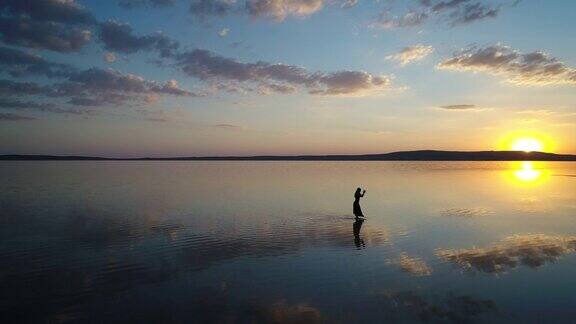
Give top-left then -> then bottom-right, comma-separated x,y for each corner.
353,218 -> 365,248
353,187 -> 366,218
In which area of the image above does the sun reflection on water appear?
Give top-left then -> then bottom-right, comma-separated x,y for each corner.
507,161 -> 549,185
515,162 -> 541,182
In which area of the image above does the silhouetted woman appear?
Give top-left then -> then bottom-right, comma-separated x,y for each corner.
353,187 -> 366,218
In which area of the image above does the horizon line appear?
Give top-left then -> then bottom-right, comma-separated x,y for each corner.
1,150 -> 576,161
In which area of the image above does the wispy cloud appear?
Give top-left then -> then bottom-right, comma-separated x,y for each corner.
0,112 -> 35,121
99,21 -> 179,57
212,123 -> 243,129
387,45 -> 434,66
118,0 -> 176,8
0,66 -> 197,111
423,0 -> 500,26
438,44 -> 576,86
122,0 -> 367,21
0,46 -> 76,78
341,0 -> 358,8
176,49 -> 394,96
218,28 -> 230,37
375,11 -> 429,29
437,104 -> 479,110
246,0 -> 324,21
374,0 -> 513,29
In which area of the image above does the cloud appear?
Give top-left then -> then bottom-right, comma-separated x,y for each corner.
212,123 -> 242,129
375,11 -> 429,29
0,97 -> 91,115
157,79 -> 194,96
246,0 -> 324,21
0,16 -> 93,53
119,0 -> 363,21
67,97 -> 109,107
386,45 -> 433,66
341,0 -> 358,8
118,0 -> 176,8
389,253 -> 432,276
375,0 -> 506,29
0,98 -> 54,110
0,0 -> 182,57
145,117 -> 168,122
55,68 -> 197,105
0,0 -> 96,25
189,0 -> 236,17
1,66 -> 197,110
218,28 -> 230,37
188,0 -> 325,21
424,0 -> 467,12
436,234 -> 576,273
175,49 -> 393,96
67,68 -> 160,93
515,109 -> 555,116
103,52 -> 117,63
177,50 -> 311,83
438,44 -> 576,86
310,71 -> 392,96
0,79 -> 52,96
0,0 -> 96,53
0,37 -> 197,110
99,21 -> 179,57
257,83 -> 296,94
230,41 -> 244,49
0,112 -> 35,121
448,2 -> 499,25
423,0 -> 500,25
437,104 -> 478,110
0,46 -> 75,78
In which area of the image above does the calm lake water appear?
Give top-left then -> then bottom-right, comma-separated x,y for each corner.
1,161 -> 575,323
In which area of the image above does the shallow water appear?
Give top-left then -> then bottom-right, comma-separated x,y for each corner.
1,161 -> 575,323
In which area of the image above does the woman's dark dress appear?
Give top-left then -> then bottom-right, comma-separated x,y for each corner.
353,192 -> 363,217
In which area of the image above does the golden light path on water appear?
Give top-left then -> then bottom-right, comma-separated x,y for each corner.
515,161 -> 541,182
506,161 -> 550,185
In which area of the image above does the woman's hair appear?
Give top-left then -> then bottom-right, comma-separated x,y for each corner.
356,187 -> 361,192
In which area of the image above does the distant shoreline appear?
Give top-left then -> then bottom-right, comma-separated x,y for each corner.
1,150 -> 575,161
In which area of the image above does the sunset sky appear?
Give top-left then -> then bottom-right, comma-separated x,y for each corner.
0,0 -> 574,157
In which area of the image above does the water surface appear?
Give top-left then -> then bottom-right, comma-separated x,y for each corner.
1,161 -> 575,323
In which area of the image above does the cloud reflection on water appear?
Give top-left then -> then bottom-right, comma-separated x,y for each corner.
436,234 -> 576,273
439,207 -> 492,218
0,208 -> 392,322
388,253 -> 433,277
374,291 -> 499,323
2,161 -> 575,322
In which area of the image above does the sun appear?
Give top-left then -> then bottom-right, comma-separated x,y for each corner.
497,131 -> 554,153
511,138 -> 544,152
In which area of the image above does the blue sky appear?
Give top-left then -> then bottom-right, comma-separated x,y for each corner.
0,0 -> 574,156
